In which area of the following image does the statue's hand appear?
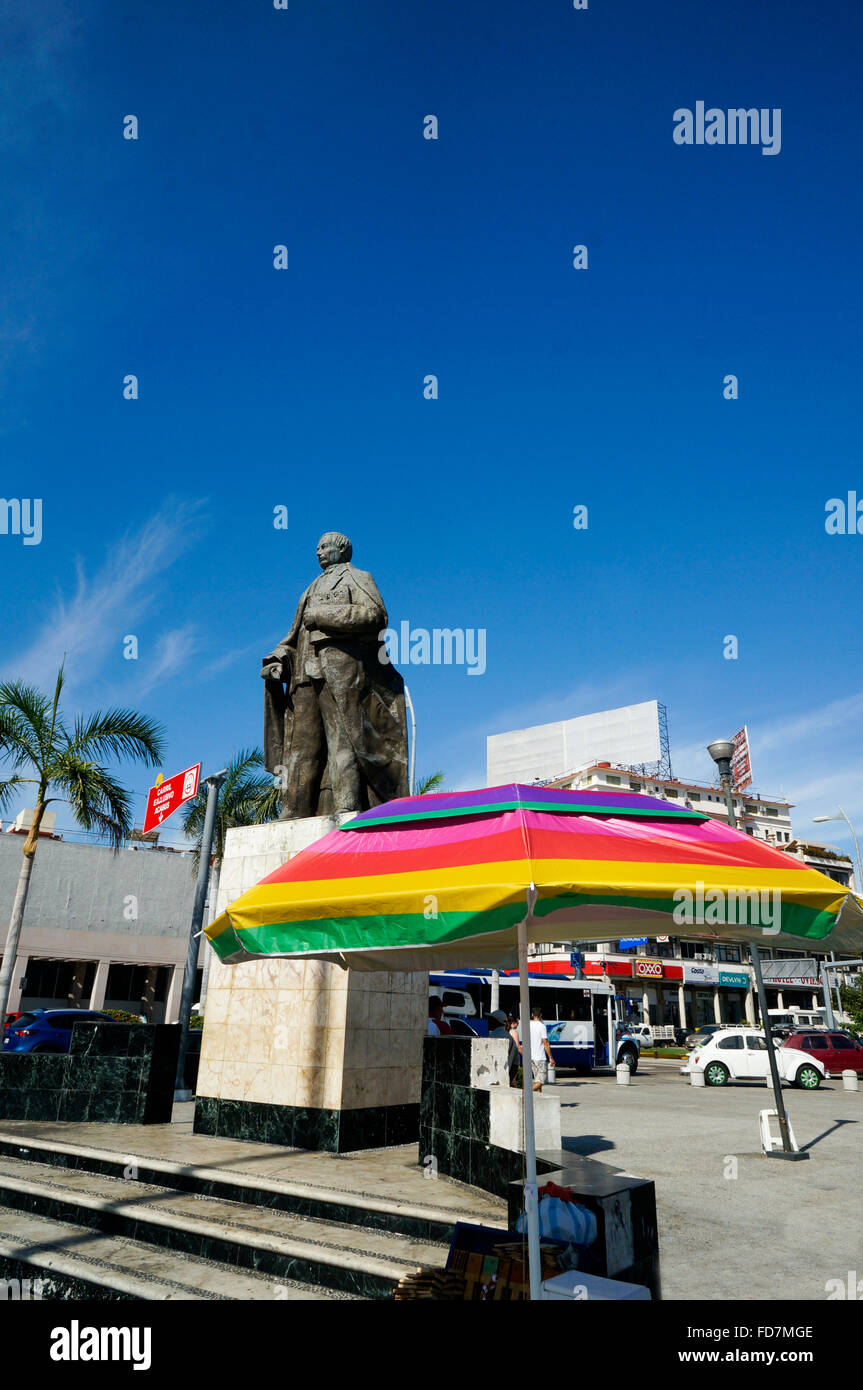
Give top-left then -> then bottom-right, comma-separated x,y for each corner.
261,660 -> 284,680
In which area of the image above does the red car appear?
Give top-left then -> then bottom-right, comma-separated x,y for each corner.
782,1031 -> 863,1075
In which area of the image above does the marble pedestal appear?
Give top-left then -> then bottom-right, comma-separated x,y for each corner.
194,817 -> 427,1152
418,1037 -> 562,1196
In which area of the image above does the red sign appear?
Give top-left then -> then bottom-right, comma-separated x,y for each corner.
634,959 -> 664,979
143,764 -> 201,834
583,959 -> 633,979
730,726 -> 753,791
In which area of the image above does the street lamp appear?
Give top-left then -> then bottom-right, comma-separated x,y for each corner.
812,807 -> 863,893
706,740 -> 736,827
706,740 -> 806,1161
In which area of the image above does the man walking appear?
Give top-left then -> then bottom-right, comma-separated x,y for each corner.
524,1006 -> 553,1092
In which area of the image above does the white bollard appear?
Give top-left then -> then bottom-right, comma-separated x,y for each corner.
616,1062 -> 631,1086
842,1069 -> 859,1092
690,1068 -> 705,1087
547,1063 -> 556,1085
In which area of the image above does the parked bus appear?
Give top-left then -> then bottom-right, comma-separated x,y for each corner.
429,969 -> 640,1073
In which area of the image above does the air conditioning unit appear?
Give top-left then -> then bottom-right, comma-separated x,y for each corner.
694,953 -> 709,961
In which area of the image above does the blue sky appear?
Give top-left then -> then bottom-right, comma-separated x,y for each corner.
2,0 -> 862,857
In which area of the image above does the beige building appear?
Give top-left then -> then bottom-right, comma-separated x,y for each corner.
0,828 -> 199,1021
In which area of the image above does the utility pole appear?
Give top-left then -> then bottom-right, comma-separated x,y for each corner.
707,741 -> 807,1161
174,769 -> 226,1100
404,684 -> 416,796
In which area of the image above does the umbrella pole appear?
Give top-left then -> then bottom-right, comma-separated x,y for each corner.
749,944 -> 808,1160
517,912 -> 542,1300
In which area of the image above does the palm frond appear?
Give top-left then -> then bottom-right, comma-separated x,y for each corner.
415,770 -> 446,795
51,752 -> 133,849
67,708 -> 166,768
0,775 -> 38,816
182,746 -> 279,869
0,683 -> 52,772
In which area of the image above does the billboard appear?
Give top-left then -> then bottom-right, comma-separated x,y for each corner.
486,699 -> 662,786
730,725 -> 753,791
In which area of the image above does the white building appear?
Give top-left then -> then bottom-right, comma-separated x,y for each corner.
521,764 -> 856,1029
549,760 -> 795,845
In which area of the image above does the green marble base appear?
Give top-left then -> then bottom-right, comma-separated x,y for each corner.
193,1094 -> 419,1153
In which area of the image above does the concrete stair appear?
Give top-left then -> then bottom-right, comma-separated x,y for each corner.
0,1149 -> 456,1300
0,1207 -> 354,1301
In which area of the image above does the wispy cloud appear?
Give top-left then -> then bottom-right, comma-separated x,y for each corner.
132,624 -> 203,700
2,502 -> 206,696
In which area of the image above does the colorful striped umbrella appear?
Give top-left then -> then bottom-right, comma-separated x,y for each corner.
205,783 -> 863,1301
206,785 -> 863,968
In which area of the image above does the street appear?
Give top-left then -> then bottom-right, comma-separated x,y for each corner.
554,1060 -> 862,1300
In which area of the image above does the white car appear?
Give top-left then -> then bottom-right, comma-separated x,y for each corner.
680,1028 -> 827,1089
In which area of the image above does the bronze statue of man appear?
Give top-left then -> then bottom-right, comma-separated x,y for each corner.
261,532 -> 409,819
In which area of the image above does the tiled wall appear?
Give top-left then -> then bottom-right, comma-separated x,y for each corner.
0,1023 -> 178,1124
196,819 -> 428,1149
197,955 -> 427,1115
419,1037 -> 532,1199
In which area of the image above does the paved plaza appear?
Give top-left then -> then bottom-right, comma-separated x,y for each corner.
556,1060 -> 862,1300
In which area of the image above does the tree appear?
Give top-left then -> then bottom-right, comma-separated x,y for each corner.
181,746 -> 280,1007
0,665 -> 165,1023
839,978 -> 863,1039
415,770 -> 445,795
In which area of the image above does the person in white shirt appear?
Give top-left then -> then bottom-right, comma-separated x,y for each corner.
525,1007 -> 553,1091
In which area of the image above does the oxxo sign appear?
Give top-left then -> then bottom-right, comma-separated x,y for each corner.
634,959 -> 664,979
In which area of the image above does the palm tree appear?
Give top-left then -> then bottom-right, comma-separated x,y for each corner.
415,770 -> 445,795
0,664 -> 165,1023
181,747 -> 280,1008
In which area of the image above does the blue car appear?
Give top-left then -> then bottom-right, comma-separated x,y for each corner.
2,1009 -> 115,1054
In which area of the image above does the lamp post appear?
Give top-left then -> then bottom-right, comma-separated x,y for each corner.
404,684 -> 417,796
812,807 -> 863,894
707,740 -> 806,1160
174,768 -> 227,1100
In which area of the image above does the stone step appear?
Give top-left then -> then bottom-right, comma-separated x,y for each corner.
0,1155 -> 450,1299
0,1129 -> 505,1243
0,1206 -> 358,1300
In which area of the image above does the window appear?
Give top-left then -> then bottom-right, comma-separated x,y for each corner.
801,1036 -> 821,1051
606,774 -> 621,785
629,782 -> 642,792
830,1035 -> 854,1050
764,807 -> 778,817
746,1036 -> 767,1051
665,788 -> 678,798
717,1036 -> 743,1050
679,942 -> 703,960
715,944 -> 741,964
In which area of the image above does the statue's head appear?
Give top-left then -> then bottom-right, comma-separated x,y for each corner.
316,532 -> 352,569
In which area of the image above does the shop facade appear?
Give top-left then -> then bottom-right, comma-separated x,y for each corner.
580,955 -> 755,1029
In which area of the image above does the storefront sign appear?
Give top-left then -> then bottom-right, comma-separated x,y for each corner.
634,959 -> 664,979
618,937 -> 649,950
760,975 -> 819,988
718,970 -> 749,989
760,959 -> 819,988
682,961 -> 719,986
